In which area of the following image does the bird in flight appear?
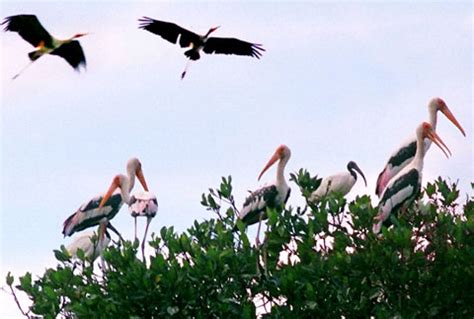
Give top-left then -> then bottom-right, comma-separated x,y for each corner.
2,14 -> 87,79
138,16 -> 265,79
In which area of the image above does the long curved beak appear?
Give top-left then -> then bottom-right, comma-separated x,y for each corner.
427,130 -> 451,158
99,176 -> 120,208
136,168 -> 149,191
442,106 -> 466,136
353,163 -> 367,186
258,152 -> 279,181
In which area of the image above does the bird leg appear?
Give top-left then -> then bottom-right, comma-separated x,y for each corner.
181,59 -> 192,79
106,223 -> 125,243
12,60 -> 36,80
134,217 -> 138,241
255,213 -> 264,246
141,216 -> 153,262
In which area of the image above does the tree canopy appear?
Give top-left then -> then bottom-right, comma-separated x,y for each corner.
5,173 -> 474,318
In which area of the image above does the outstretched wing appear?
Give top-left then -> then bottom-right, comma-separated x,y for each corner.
138,17 -> 200,48
2,14 -> 53,47
50,40 -> 86,69
203,37 -> 265,58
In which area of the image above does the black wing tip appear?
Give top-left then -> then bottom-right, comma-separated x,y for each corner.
251,43 -> 265,59
138,16 -> 156,29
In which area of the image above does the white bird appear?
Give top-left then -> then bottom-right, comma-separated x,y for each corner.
62,158 -> 149,240
373,122 -> 451,234
235,145 -> 291,244
129,191 -> 158,260
375,97 -> 465,197
67,228 -> 111,262
310,161 -> 367,202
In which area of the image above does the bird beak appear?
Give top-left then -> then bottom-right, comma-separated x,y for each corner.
427,130 -> 451,158
75,32 -> 89,38
212,26 -> 220,32
99,176 -> 121,208
136,168 -> 149,191
441,105 -> 466,136
353,163 -> 367,186
258,152 -> 279,181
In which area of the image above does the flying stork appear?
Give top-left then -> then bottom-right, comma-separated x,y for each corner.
310,161 -> 367,202
2,14 -> 87,79
235,145 -> 291,244
375,97 -> 465,197
62,158 -> 149,240
129,191 -> 158,260
373,122 -> 451,234
138,16 -> 265,79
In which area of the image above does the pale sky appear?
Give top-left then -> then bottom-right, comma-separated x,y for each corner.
1,1 -> 472,317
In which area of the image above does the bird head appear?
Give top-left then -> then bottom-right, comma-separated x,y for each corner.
205,26 -> 220,37
127,158 -> 149,192
420,122 -> 451,158
429,97 -> 465,136
73,32 -> 88,39
347,161 -> 367,186
258,144 -> 291,181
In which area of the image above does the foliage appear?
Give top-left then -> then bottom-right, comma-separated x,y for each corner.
5,174 -> 474,318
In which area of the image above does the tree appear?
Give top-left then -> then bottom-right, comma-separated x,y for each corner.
5,173 -> 474,318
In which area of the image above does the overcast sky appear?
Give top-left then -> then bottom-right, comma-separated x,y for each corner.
1,1 -> 472,317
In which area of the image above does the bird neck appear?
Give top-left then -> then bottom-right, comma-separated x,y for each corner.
276,156 -> 289,186
414,133 -> 426,165
428,107 -> 438,129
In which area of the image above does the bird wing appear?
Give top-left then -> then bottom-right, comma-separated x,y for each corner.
379,168 -> 420,214
376,140 -> 417,196
138,17 -> 200,48
2,14 -> 53,47
62,193 -> 122,236
239,185 -> 278,226
50,40 -> 86,70
203,37 -> 265,58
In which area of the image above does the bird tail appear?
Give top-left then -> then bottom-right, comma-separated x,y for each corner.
62,213 -> 79,237
184,49 -> 200,61
28,50 -> 43,61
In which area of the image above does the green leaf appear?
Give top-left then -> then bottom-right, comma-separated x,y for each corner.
6,272 -> 13,286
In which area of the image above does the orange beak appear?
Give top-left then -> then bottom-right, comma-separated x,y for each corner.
427,129 -> 451,158
441,105 -> 466,136
99,176 -> 121,208
258,151 -> 280,181
136,168 -> 149,191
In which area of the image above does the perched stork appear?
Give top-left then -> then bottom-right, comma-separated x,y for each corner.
235,145 -> 291,244
310,161 -> 367,202
375,98 -> 465,197
129,191 -> 158,260
373,122 -> 451,234
67,227 -> 111,262
62,158 -> 149,239
2,14 -> 87,79
138,16 -> 265,79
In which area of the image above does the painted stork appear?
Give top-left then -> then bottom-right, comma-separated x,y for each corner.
235,145 -> 291,244
310,161 -> 367,202
67,227 -> 111,262
375,98 -> 465,197
129,191 -> 158,260
2,14 -> 87,79
62,158 -> 149,239
138,16 -> 265,79
373,122 -> 451,234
